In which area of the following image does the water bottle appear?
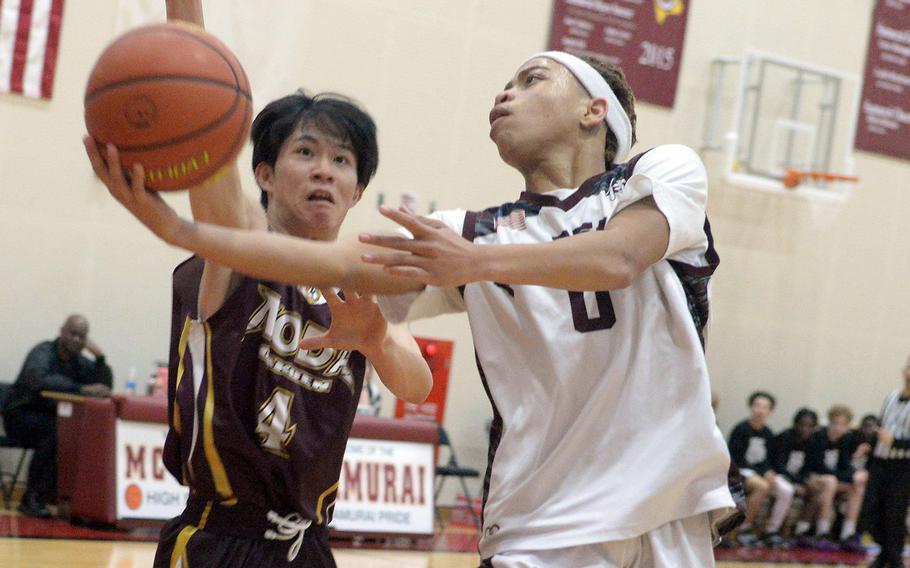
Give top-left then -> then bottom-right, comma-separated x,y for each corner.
126,367 -> 137,394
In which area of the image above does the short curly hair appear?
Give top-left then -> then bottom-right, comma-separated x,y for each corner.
579,55 -> 638,166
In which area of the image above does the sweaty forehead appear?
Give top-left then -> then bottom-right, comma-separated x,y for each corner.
507,57 -> 580,91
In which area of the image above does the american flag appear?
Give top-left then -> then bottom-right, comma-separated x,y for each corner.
0,0 -> 64,99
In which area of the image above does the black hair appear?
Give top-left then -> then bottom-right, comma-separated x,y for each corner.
250,90 -> 379,208
793,407 -> 818,425
748,390 -> 776,409
861,414 -> 880,425
579,56 -> 638,167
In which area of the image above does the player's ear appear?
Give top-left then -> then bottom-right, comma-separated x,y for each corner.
255,161 -> 275,194
352,184 -> 365,205
582,97 -> 608,129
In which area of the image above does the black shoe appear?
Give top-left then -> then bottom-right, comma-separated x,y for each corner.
867,555 -> 886,568
839,533 -> 864,553
763,531 -> 790,549
735,529 -> 761,547
18,493 -> 51,519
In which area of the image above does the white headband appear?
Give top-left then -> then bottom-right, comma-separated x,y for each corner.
522,51 -> 632,163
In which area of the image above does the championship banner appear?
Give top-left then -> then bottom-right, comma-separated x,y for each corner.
547,0 -> 690,108
855,0 -> 910,161
331,437 -> 435,535
115,420 -> 189,520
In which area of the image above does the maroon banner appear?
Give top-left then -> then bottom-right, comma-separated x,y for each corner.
855,1 -> 910,161
547,0 -> 690,108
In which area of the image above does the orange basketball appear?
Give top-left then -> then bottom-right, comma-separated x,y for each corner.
124,483 -> 143,510
84,22 -> 252,191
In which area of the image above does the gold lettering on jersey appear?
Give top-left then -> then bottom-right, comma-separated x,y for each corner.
258,344 -> 333,393
246,285 -> 354,393
298,286 -> 326,305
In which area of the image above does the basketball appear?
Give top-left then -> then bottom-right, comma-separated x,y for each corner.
84,22 -> 252,191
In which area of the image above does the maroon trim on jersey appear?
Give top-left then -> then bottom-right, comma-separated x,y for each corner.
516,151 -> 653,211
665,218 -> 719,278
458,212 -> 479,298
463,211 -> 478,241
473,352 -> 503,531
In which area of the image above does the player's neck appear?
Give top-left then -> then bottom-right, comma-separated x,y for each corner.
520,143 -> 605,194
748,418 -> 765,431
267,212 -> 338,242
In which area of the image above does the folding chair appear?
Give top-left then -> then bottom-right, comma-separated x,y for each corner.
434,424 -> 481,529
0,383 -> 29,509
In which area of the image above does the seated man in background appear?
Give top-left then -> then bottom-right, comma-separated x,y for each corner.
728,391 -> 794,547
2,314 -> 112,518
773,408 -> 836,542
805,404 -> 868,549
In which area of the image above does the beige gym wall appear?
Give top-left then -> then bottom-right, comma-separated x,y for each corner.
0,0 -> 905,493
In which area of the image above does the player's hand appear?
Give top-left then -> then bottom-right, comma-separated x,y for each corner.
298,289 -> 389,358
877,427 -> 894,448
852,442 -> 871,459
83,136 -> 184,244
80,383 -> 111,398
359,206 -> 482,287
763,470 -> 776,483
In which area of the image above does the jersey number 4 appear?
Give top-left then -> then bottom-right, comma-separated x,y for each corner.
556,221 -> 617,333
256,387 -> 297,458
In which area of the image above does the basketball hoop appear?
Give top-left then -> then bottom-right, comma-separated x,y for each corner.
782,169 -> 860,190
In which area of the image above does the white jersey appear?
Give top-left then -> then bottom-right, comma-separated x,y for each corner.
381,144 -> 734,556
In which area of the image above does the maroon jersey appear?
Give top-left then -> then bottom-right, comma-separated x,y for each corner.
164,256 -> 365,525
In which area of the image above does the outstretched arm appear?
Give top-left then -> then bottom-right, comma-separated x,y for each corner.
298,290 -> 431,403
165,0 -> 204,24
361,200 -> 669,291
165,0 -> 268,319
84,140 -> 423,295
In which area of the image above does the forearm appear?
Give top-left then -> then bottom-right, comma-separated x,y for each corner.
473,234 -> 639,291
166,0 -> 204,25
471,199 -> 668,291
364,325 -> 431,404
171,221 -> 423,294
31,372 -> 81,394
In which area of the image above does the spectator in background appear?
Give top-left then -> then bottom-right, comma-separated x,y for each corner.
860,359 -> 910,568
851,414 -> 879,471
773,408 -> 837,541
805,405 -> 867,548
2,315 -> 112,518
728,391 -> 794,548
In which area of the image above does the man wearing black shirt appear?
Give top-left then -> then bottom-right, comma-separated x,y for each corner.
728,391 -> 794,547
773,408 -> 838,540
2,315 -> 112,517
805,405 -> 867,547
